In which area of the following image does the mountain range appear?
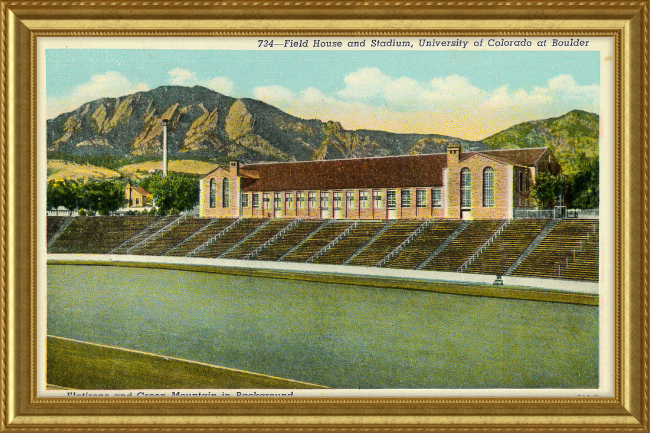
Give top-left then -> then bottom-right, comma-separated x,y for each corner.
47,85 -> 599,175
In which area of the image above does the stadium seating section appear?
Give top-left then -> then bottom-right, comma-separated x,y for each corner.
194,219 -> 267,258
281,221 -> 353,262
312,221 -> 387,265
47,216 -> 69,244
133,218 -> 213,256
165,218 -> 236,257
465,219 -> 550,276
46,216 -> 599,281
512,219 -> 599,282
421,220 -> 506,272
252,220 -> 325,261
382,220 -> 462,269
48,216 -> 162,254
346,221 -> 422,267
222,219 -> 294,259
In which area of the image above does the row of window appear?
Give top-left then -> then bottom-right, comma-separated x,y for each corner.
239,189 -> 444,210
210,166 -> 503,210
461,167 -> 495,209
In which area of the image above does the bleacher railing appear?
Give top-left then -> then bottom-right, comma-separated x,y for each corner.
307,221 -> 358,263
456,219 -> 510,273
554,229 -> 596,278
188,218 -> 241,257
246,219 -> 301,260
126,215 -> 186,253
375,219 -> 432,267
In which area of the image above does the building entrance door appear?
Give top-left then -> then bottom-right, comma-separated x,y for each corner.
274,193 -> 283,218
320,192 -> 331,219
461,209 -> 472,220
387,190 -> 397,219
333,191 -> 342,219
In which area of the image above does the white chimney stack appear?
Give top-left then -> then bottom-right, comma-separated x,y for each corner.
162,119 -> 168,177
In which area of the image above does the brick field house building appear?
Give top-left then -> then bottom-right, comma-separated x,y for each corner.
199,146 -> 561,220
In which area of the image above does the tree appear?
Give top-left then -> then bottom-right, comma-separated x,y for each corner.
569,155 -> 599,209
81,180 -> 125,214
47,180 -> 83,210
146,173 -> 199,212
530,172 -> 571,209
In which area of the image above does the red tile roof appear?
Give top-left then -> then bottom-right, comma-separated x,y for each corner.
132,186 -> 152,196
214,147 -> 550,192
240,154 -> 448,192
461,147 -> 548,167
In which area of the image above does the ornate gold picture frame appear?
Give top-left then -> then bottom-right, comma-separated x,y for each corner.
3,1 -> 649,431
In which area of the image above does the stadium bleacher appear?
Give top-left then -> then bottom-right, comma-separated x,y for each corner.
165,218 -> 237,257
47,216 -> 69,244
48,216 -> 162,254
312,221 -> 387,265
110,216 -> 177,254
346,221 -> 422,267
422,220 -> 505,272
194,218 -> 268,258
222,219 -> 295,259
46,216 -> 600,281
464,219 -> 550,276
382,220 -> 462,269
512,219 -> 599,281
252,220 -> 325,261
133,218 -> 213,256
281,221 -> 353,263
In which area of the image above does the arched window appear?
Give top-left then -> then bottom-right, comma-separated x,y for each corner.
483,167 -> 494,207
460,168 -> 471,208
209,179 -> 216,208
222,178 -> 230,208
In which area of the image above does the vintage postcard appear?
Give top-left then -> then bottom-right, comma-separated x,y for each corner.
38,35 -> 613,398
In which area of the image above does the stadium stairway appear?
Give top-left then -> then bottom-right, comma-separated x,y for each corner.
383,220 -> 461,270
511,219 -> 599,281
253,220 -> 326,262
109,216 -> 173,254
503,219 -> 560,276
194,219 -> 268,258
50,216 -> 164,254
415,220 -> 470,270
312,221 -> 387,265
346,220 -> 423,267
281,221 -> 354,263
463,219 -> 549,275
47,216 -> 73,247
222,219 -> 297,259
134,218 -> 213,256
420,220 -> 505,272
170,218 -> 238,257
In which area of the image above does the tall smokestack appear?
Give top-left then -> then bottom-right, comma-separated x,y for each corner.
162,119 -> 168,178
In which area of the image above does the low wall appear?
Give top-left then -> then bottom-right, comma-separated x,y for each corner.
48,253 -> 599,299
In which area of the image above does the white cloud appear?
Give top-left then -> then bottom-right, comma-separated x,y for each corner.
256,68 -> 599,140
168,67 -> 235,95
48,71 -> 149,118
205,76 -> 234,95
169,67 -> 197,86
253,85 -> 295,102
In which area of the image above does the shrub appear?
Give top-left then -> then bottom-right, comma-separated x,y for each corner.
169,208 -> 180,215
141,209 -> 149,216
156,207 -> 166,216
78,209 -> 86,216
149,208 -> 157,216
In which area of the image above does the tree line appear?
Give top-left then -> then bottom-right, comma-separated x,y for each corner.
47,173 -> 200,215
530,155 -> 599,209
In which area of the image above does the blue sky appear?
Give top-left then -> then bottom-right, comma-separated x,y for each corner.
46,49 -> 600,140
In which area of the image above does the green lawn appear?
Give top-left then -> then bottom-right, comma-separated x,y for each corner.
48,336 -> 325,390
